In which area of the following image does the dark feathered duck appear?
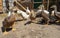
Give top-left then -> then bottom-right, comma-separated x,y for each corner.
51,5 -> 60,22
37,4 -> 50,25
2,11 -> 16,35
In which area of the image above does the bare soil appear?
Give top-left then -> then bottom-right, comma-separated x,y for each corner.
0,14 -> 60,38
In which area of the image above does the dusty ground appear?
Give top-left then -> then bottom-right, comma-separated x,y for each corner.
0,14 -> 60,38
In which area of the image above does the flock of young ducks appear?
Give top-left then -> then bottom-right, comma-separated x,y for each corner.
2,5 -> 60,35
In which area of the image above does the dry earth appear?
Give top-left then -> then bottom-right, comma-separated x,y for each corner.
0,14 -> 60,38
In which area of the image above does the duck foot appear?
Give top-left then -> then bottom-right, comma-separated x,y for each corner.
12,28 -> 16,31
3,31 -> 8,35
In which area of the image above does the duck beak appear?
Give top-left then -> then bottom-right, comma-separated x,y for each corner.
50,6 -> 53,8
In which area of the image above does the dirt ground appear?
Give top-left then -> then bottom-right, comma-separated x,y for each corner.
0,14 -> 60,38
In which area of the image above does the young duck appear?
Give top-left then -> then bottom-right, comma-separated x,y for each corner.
2,11 -> 16,35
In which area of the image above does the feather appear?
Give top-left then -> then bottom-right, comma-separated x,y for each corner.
26,7 -> 30,14
7,11 -> 12,17
17,10 -> 29,19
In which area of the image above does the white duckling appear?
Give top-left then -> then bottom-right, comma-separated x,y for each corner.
37,4 -> 49,14
7,11 -> 12,17
17,9 -> 29,19
26,7 -> 31,14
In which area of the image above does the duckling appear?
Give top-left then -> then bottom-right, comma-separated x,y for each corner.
51,5 -> 60,23
2,11 -> 16,35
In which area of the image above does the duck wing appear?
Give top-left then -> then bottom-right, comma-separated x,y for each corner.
55,12 -> 60,18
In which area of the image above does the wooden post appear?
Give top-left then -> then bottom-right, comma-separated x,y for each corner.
42,0 -> 46,9
15,0 -> 26,11
47,0 -> 49,10
32,0 -> 34,9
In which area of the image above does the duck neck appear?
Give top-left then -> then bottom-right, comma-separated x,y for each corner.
54,6 -> 57,13
42,5 -> 44,11
12,12 -> 15,15
8,11 -> 12,17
